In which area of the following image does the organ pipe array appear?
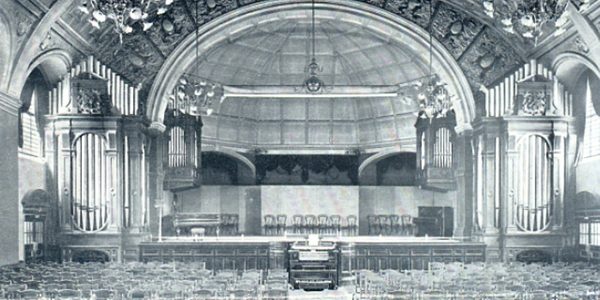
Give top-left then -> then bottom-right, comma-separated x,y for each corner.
45,55 -> 149,243
48,56 -> 140,116
162,106 -> 202,190
415,111 -> 457,191
473,59 -> 576,261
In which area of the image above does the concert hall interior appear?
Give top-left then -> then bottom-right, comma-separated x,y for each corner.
2,0 -> 600,299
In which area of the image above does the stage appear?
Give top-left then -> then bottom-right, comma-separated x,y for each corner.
139,236 -> 485,273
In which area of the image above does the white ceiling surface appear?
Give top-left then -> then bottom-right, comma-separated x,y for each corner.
196,16 -> 427,151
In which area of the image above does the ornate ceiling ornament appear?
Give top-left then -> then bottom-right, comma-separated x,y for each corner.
77,0 -> 175,43
481,0 -> 584,45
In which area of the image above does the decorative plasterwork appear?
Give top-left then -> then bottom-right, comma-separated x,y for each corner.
459,28 -> 522,87
51,0 -> 525,97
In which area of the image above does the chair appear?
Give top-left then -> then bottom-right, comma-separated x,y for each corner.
192,289 -> 215,300
387,289 -> 412,300
18,289 -> 41,300
317,214 -> 329,235
92,289 -> 114,300
389,214 -> 400,235
346,215 -> 357,236
329,215 -> 341,235
56,289 -> 82,300
292,215 -> 304,234
378,214 -> 390,235
304,215 -> 317,234
230,214 -> 239,235
264,288 -> 288,300
367,215 -> 379,235
276,214 -> 286,235
230,289 -> 255,300
263,215 -> 276,236
401,214 -> 415,236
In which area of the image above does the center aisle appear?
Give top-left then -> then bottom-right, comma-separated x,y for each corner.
288,286 -> 355,300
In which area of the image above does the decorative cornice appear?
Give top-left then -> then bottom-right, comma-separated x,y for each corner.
0,91 -> 20,116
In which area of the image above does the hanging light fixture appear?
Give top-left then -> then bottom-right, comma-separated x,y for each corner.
168,0 -> 223,117
303,0 -> 325,94
415,0 -> 453,119
480,0 -> 582,44
78,0 -> 175,42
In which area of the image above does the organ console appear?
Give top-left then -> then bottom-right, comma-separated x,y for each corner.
288,236 -> 339,290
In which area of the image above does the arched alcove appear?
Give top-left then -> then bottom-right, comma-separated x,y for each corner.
147,0 -> 475,135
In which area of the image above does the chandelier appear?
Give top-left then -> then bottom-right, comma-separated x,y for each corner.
78,0 -> 175,42
415,0 -> 453,119
303,0 -> 325,93
415,75 -> 453,119
481,0 -> 576,44
169,77 -> 224,116
167,0 -> 222,117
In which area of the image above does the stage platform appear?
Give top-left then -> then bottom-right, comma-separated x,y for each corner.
139,236 -> 485,272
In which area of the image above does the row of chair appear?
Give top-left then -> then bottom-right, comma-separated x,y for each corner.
367,214 -> 415,236
0,262 -> 289,299
263,214 -> 358,236
356,262 -> 600,299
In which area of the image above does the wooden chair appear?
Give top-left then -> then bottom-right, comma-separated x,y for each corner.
276,214 -> 286,235
367,215 -> 378,235
264,288 -> 288,300
317,214 -> 329,235
304,215 -> 317,234
329,215 -> 342,235
192,289 -> 215,300
56,289 -> 82,300
346,215 -> 357,236
401,214 -> 415,236
389,214 -> 400,235
378,214 -> 390,235
263,215 -> 276,236
292,215 -> 304,234
91,289 -> 114,300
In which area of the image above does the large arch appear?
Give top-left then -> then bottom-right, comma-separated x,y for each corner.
7,0 -> 72,97
201,145 -> 257,177
146,0 -> 476,134
0,6 -> 13,92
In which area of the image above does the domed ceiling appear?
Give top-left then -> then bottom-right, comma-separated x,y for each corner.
190,18 -> 428,86
194,16 -> 424,152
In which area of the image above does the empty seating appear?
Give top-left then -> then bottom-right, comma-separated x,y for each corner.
0,262 -> 290,300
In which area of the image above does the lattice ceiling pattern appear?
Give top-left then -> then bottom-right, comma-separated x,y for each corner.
190,18 -> 428,86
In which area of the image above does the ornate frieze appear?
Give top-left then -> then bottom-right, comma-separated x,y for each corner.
459,28 -> 523,88
385,0 -> 433,28
146,1 -> 196,57
431,2 -> 485,59
52,0 -> 524,113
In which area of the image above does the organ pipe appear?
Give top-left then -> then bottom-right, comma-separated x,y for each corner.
47,56 -> 140,116
72,133 -> 109,232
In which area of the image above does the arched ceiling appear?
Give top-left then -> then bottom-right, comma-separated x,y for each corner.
189,17 -> 428,86
50,0 -> 526,97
